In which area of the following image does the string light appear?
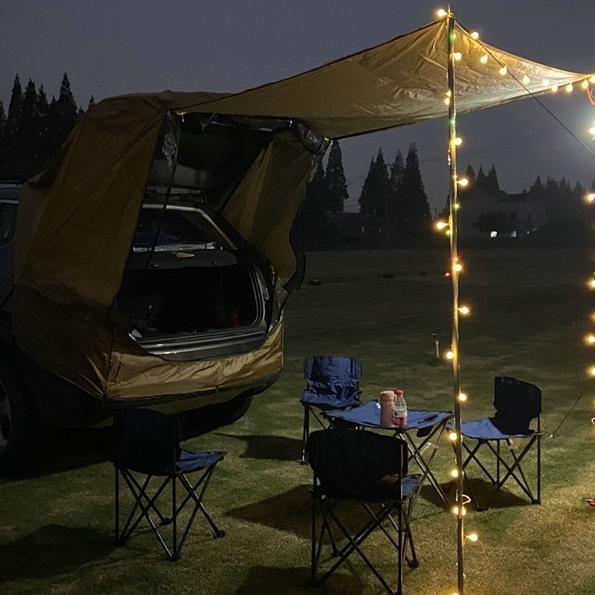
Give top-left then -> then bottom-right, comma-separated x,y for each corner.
470,31 -> 480,40
453,52 -> 463,61
480,54 -> 489,65
565,83 -> 574,93
458,305 -> 471,316
451,505 -> 467,516
588,366 -> 595,377
454,137 -> 463,146
466,532 -> 479,543
543,78 -> 550,87
457,177 -> 470,187
435,220 -> 450,231
448,431 -> 459,442
453,261 -> 464,273
458,392 -> 468,402
499,65 -> 508,76
446,350 -> 455,360
585,193 -> 595,204
450,468 -> 460,478
588,278 -> 595,290
590,75 -> 595,84
522,74 -> 531,85
551,84 -> 559,93
436,8 -> 448,19
584,334 -> 595,346
581,80 -> 589,90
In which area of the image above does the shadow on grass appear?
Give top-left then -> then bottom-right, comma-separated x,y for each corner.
462,477 -> 535,511
0,525 -> 114,583
235,565 -> 369,595
217,433 -> 303,461
0,428 -> 112,483
227,485 -> 311,538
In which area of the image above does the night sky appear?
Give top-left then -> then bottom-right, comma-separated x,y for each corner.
2,0 -> 594,211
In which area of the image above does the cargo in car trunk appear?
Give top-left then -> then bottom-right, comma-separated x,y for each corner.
116,204 -> 266,361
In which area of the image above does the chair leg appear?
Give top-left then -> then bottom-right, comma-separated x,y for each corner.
300,406 -> 310,465
396,504 -> 403,595
171,476 -> 178,561
115,466 -> 120,546
536,419 -> 542,504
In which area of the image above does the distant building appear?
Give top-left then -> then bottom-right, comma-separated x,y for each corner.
457,189 -> 547,239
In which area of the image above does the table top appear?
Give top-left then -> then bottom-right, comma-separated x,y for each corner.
326,400 -> 453,430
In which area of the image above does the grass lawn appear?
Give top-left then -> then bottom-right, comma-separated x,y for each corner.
1,248 -> 594,594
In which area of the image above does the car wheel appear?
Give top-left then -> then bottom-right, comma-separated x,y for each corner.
0,358 -> 42,475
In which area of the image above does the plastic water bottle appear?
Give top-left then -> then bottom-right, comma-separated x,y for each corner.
380,390 -> 396,428
393,389 -> 408,428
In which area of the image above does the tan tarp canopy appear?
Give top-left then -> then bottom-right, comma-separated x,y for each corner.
13,19 -> 590,401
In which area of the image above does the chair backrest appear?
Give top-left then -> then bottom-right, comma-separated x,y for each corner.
306,428 -> 407,501
304,356 -> 362,402
492,376 -> 542,435
113,409 -> 180,475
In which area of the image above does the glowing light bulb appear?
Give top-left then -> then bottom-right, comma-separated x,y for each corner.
565,83 -> 573,93
470,31 -> 480,40
451,505 -> 467,516
588,366 -> 595,377
582,80 -> 589,90
499,65 -> 508,76
589,126 -> 595,138
446,90 -> 452,97
458,305 -> 471,316
457,177 -> 469,187
450,468 -> 460,479
444,97 -> 451,106
446,350 -> 455,360
435,220 -> 449,231
467,532 -> 479,542
584,334 -> 595,346
448,431 -> 458,442
585,193 -> 595,204
436,8 -> 448,18
591,312 -> 595,323
458,392 -> 468,402
588,278 -> 595,290
454,202 -> 461,210
543,78 -> 550,87
454,137 -> 463,146
480,54 -> 489,65
453,262 -> 464,273
590,76 -> 595,84
453,52 -> 463,61
550,84 -> 559,93
522,75 -> 531,85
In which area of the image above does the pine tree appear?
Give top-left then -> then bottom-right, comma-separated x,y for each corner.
387,151 -> 405,222
476,166 -> 486,191
484,165 -> 500,193
88,95 -> 95,110
464,164 -> 476,187
359,156 -> 376,216
325,141 -> 349,214
17,79 -> 38,160
359,149 -> 390,217
399,144 -> 431,236
529,176 -> 544,196
7,75 -> 23,122
56,73 -> 78,141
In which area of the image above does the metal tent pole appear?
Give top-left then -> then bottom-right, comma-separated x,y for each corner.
446,8 -> 465,595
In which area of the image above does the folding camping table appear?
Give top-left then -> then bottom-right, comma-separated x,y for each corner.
326,401 -> 453,508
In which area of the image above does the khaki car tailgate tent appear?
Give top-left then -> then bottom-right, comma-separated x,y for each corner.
13,19 -> 589,401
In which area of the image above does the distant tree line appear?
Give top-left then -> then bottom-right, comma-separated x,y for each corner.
0,73 -> 92,180
303,142 -> 432,247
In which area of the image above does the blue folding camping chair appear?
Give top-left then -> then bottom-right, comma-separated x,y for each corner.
458,376 -> 542,509
299,356 -> 362,464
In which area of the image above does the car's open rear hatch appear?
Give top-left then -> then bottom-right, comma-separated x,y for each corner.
117,205 -> 269,361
